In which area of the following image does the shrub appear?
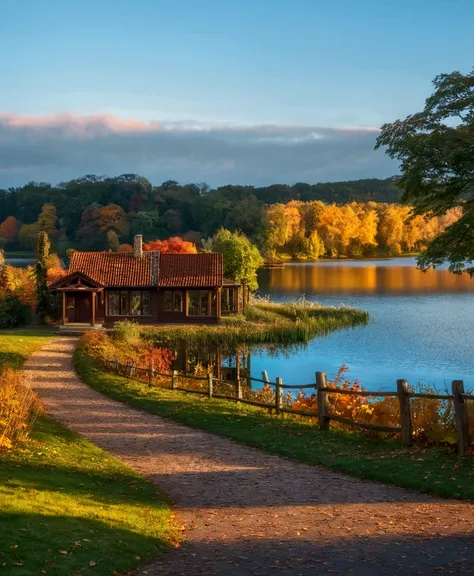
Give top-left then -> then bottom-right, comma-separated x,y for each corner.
0,293 -> 33,328
0,367 -> 40,449
112,320 -> 141,344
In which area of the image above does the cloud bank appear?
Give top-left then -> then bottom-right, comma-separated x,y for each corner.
0,113 -> 396,187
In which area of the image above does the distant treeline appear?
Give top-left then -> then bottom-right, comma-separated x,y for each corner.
0,174 -> 403,254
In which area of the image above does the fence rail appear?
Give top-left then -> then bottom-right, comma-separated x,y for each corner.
102,359 -> 473,456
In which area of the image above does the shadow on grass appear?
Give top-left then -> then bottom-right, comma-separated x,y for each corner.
0,512 -> 168,576
0,351 -> 29,369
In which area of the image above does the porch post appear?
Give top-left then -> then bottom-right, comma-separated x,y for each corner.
62,292 -> 67,326
91,292 -> 96,326
217,287 -> 222,319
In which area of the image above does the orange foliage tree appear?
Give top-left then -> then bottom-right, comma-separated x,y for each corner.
143,236 -> 197,253
0,216 -> 19,244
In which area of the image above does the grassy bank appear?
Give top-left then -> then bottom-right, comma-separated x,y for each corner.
141,299 -> 369,347
76,350 -> 474,501
0,327 -> 56,369
0,329 -> 177,575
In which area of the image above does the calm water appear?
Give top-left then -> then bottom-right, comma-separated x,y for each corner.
253,258 -> 474,390
4,258 -> 36,268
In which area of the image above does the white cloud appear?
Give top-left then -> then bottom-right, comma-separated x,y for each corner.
0,113 -> 396,187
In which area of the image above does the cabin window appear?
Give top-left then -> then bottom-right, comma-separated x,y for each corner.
120,292 -> 129,315
108,291 -> 151,315
131,292 -> 141,315
186,290 -> 213,316
164,291 -> 173,312
173,291 -> 183,312
187,291 -> 199,316
108,292 -> 120,316
163,291 -> 183,313
222,287 -> 238,313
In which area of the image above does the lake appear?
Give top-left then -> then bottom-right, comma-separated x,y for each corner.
253,258 -> 474,391
4,257 -> 36,268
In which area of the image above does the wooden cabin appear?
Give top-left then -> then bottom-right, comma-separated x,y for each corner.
49,235 -> 242,328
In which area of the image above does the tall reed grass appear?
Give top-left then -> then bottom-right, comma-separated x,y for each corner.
0,367 -> 40,449
140,298 -> 369,348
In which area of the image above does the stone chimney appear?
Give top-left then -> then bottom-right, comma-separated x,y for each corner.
134,234 -> 143,258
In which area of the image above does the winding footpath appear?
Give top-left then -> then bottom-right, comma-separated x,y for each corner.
24,338 -> 474,575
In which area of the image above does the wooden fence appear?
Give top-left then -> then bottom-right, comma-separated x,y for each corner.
103,359 -> 473,456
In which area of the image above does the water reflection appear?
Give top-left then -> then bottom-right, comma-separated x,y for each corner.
165,343 -> 252,382
260,259 -> 474,296
254,258 -> 474,389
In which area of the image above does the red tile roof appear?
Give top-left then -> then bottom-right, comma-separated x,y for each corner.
68,251 -> 159,287
67,251 -> 223,288
159,253 -> 223,287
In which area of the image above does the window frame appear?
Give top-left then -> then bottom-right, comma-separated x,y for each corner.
163,290 -> 184,313
186,290 -> 213,317
107,290 -> 151,316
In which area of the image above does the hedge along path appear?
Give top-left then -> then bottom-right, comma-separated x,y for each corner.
24,338 -> 474,576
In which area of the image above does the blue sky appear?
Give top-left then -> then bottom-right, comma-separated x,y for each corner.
0,0 -> 473,186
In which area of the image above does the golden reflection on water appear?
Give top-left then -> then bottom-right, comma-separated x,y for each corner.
261,264 -> 474,295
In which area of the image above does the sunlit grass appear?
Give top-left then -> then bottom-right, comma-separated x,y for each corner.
0,326 -> 56,369
76,350 -> 474,501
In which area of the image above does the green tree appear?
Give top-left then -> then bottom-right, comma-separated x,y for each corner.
37,203 -> 58,238
107,230 -> 120,252
18,223 -> 39,250
211,228 -> 264,292
304,230 -> 325,260
375,68 -> 474,274
35,232 -> 56,323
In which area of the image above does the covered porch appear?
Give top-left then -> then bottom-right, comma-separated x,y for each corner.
49,272 -> 105,329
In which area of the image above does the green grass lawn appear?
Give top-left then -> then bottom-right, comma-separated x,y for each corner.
0,417 -> 177,576
0,326 -> 56,369
0,328 -> 177,575
76,350 -> 474,501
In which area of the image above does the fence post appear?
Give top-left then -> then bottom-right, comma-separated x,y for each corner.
172,370 -> 177,391
316,372 -> 329,430
148,359 -> 154,386
115,359 -> 119,375
452,380 -> 469,456
275,377 -> 283,414
397,379 -> 412,447
208,373 -> 213,398
236,376 -> 242,401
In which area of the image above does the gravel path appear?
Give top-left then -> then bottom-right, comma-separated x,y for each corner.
24,338 -> 474,575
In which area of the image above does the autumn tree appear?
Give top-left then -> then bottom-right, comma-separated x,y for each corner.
376,68 -> 474,274
35,232 -> 56,323
143,236 -> 197,254
0,216 -> 19,245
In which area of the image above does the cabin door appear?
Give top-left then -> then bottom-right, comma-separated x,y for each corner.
67,293 -> 92,323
